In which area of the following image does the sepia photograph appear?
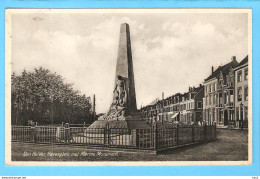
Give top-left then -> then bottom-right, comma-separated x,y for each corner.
5,9 -> 252,166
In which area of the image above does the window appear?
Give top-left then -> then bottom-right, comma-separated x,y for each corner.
209,85 -> 212,92
209,94 -> 212,105
244,86 -> 248,101
244,68 -> 248,81
219,93 -> 222,105
226,93 -> 229,103
227,75 -> 233,87
213,94 -> 215,104
230,90 -> 233,95
219,80 -> 223,86
230,90 -> 234,103
198,101 -> 202,109
237,87 -> 242,101
237,70 -> 242,82
244,106 -> 248,120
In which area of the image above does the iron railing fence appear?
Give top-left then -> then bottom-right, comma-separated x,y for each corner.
11,124 -> 217,151
12,125 -> 31,142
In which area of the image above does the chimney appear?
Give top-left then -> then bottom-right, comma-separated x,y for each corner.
231,56 -> 236,61
211,66 -> 214,74
162,92 -> 164,100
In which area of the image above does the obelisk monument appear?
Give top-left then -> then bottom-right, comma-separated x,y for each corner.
89,23 -> 150,129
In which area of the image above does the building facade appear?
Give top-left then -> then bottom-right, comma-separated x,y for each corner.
141,55 -> 248,128
140,85 -> 204,125
234,56 -> 248,128
203,56 -> 238,126
179,86 -> 204,124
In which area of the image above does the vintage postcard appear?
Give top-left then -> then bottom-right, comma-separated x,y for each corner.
5,9 -> 252,166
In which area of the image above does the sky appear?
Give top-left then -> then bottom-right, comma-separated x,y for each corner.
11,10 -> 249,113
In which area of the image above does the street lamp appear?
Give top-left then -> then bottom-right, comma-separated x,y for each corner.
240,102 -> 244,130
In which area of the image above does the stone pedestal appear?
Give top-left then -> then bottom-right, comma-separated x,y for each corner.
88,120 -> 150,129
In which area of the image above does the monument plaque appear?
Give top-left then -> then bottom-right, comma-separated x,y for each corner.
89,23 -> 150,129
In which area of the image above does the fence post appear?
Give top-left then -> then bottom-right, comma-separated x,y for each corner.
83,123 -> 87,144
176,124 -> 179,146
104,123 -> 110,147
214,123 -> 217,139
204,123 -> 207,141
104,123 -> 107,146
210,124 -> 212,139
31,125 -> 35,143
103,127 -> 106,146
192,124 -> 195,143
108,124 -> 111,147
65,123 -> 70,144
153,122 -> 157,151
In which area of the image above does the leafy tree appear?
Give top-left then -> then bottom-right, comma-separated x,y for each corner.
11,67 -> 93,125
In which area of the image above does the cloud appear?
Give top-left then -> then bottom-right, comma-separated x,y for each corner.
11,13 -> 248,113
133,20 -> 247,107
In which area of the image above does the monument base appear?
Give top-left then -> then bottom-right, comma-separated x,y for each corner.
88,116 -> 151,129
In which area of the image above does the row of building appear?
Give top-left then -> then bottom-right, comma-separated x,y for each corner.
140,55 -> 248,128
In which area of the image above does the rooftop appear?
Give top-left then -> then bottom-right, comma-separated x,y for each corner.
236,55 -> 248,68
204,58 -> 238,82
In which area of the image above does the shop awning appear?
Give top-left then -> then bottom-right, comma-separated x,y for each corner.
171,112 -> 179,119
